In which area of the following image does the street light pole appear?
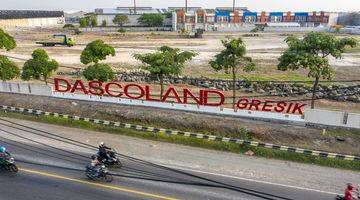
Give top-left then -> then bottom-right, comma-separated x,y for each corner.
134,0 -> 137,14
233,0 -> 235,12
185,0 -> 188,12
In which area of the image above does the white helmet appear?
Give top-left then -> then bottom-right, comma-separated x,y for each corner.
100,142 -> 105,147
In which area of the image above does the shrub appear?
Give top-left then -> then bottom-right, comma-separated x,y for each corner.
63,24 -> 75,29
118,28 -> 126,33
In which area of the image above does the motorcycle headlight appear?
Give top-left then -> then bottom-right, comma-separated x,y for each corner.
9,158 -> 15,163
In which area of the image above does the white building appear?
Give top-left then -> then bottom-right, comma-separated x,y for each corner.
0,10 -> 65,28
65,11 -> 86,24
93,7 -> 169,27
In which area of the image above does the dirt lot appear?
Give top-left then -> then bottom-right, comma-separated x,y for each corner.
3,29 -> 360,81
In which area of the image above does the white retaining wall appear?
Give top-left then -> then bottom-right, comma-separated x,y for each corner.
304,109 -> 360,129
0,82 -> 359,129
0,82 -> 52,96
52,92 -> 304,123
346,113 -> 360,128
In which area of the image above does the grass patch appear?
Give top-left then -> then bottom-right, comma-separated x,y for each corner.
326,128 -> 360,139
345,46 -> 360,53
0,110 -> 359,171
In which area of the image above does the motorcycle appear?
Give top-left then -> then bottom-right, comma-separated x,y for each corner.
97,149 -> 123,168
335,186 -> 360,200
0,156 -> 18,174
85,164 -> 113,183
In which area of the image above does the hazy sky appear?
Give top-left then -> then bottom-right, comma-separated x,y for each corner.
1,0 -> 360,12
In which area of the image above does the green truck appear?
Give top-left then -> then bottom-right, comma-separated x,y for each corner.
36,34 -> 75,47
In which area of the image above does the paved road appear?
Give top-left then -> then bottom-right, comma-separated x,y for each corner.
0,118 -> 337,200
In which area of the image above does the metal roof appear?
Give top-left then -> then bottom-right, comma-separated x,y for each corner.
0,10 -> 64,19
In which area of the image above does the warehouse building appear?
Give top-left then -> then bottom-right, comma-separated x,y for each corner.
0,10 -> 65,28
92,7 -> 169,27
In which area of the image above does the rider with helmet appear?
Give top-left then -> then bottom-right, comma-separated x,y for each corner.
0,146 -> 10,161
87,155 -> 101,176
98,142 -> 112,162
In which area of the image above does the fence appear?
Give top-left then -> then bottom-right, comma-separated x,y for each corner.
0,82 -> 359,129
80,27 -> 172,32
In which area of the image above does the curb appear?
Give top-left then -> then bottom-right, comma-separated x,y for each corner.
1,105 -> 359,162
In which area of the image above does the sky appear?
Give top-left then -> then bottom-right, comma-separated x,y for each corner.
1,0 -> 360,12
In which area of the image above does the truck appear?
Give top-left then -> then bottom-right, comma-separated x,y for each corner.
36,34 -> 75,47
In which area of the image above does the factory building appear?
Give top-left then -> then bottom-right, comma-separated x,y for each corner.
92,7 -> 169,27
0,10 -> 65,28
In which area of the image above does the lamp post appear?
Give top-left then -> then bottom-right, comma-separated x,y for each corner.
134,0 -> 137,14
233,0 -> 236,12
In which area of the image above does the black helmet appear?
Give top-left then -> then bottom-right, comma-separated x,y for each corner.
91,155 -> 97,160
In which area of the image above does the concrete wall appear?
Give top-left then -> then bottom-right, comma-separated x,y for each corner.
80,27 -> 172,32
0,82 -> 52,96
264,26 -> 328,32
97,14 -> 140,26
346,113 -> 360,128
304,109 -> 360,129
0,82 -> 359,129
52,91 -> 304,123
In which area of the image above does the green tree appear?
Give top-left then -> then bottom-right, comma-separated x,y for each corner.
0,55 -> 20,81
21,49 -> 59,85
113,14 -> 129,27
79,17 -> 89,28
0,28 -> 16,51
134,46 -> 197,98
83,63 -> 115,82
137,14 -> 164,27
90,16 -> 98,27
80,40 -> 116,82
278,32 -> 357,109
101,20 -> 107,27
210,38 -> 255,108
80,40 -> 115,65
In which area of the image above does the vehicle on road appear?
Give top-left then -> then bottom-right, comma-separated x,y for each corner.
85,164 -> 113,182
36,34 -> 75,47
0,155 -> 18,174
97,149 -> 123,168
336,184 -> 359,200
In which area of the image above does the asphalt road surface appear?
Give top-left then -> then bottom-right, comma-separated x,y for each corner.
0,118 -> 337,200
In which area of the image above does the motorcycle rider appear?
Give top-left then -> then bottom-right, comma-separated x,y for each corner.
87,155 -> 101,176
98,142 -> 112,162
345,183 -> 358,200
0,146 -> 10,161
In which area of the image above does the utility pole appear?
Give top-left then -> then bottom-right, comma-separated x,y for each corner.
134,0 -> 137,14
185,0 -> 188,12
233,0 -> 235,12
